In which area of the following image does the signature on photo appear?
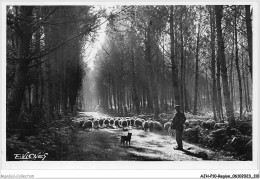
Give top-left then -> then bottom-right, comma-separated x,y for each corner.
14,152 -> 48,161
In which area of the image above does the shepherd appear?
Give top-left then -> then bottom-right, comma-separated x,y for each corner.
171,105 -> 186,150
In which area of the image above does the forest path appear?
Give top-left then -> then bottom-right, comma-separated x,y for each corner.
64,112 -> 236,161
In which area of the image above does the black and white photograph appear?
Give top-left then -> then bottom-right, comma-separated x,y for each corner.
1,0 -> 259,178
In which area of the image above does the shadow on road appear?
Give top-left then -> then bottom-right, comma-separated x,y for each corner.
182,149 -> 209,160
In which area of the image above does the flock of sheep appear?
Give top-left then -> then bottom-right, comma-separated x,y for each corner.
183,118 -> 229,130
74,117 -> 176,133
74,115 -> 229,135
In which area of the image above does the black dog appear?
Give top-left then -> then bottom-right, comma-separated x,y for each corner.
121,132 -> 132,146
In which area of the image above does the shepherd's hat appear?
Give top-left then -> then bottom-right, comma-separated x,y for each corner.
175,105 -> 181,109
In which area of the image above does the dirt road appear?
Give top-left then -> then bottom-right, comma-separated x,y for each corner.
64,112 -> 235,161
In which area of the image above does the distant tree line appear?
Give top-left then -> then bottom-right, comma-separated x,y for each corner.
91,5 -> 252,126
6,5 -> 253,129
6,6 -> 99,129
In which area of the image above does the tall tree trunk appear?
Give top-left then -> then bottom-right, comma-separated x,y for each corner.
215,5 -> 235,126
145,26 -> 154,112
229,28 -> 234,107
246,68 -> 251,111
32,9 -> 41,109
146,86 -> 153,111
184,49 -> 189,112
108,84 -> 113,111
170,6 -> 180,106
7,6 -> 34,128
180,12 -> 185,112
162,37 -> 166,110
244,50 -> 252,111
119,86 -> 124,116
234,6 -> 243,119
242,51 -> 249,111
193,11 -> 200,115
153,53 -> 160,119
145,19 -> 159,118
142,87 -> 146,110
27,84 -> 32,110
245,5 -> 252,78
205,69 -> 211,108
112,80 -> 117,113
209,6 -> 217,121
131,38 -> 140,115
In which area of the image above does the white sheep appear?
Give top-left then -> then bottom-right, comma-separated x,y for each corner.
99,119 -> 104,127
143,121 -> 149,131
127,119 -> 131,126
93,119 -> 99,129
82,120 -> 93,131
79,120 -> 85,128
168,128 -> 175,136
164,122 -> 171,131
154,121 -> 163,131
134,119 -> 143,127
104,118 -> 110,126
130,119 -> 135,126
115,120 -> 119,127
109,119 -> 114,126
122,120 -> 128,130
148,121 -> 154,131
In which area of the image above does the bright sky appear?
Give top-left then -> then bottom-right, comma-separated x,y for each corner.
84,22 -> 107,70
83,6 -> 115,70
